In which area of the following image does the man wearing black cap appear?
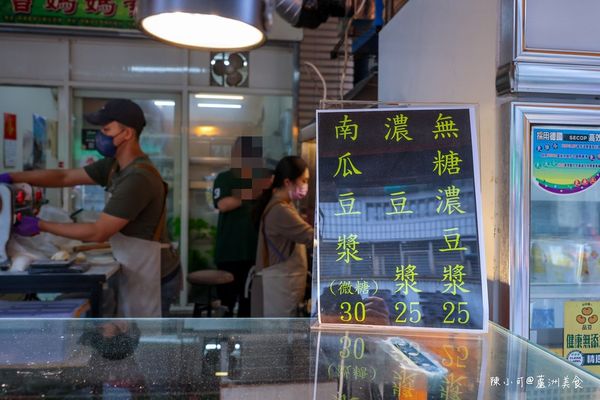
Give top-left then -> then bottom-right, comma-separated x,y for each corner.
1,99 -> 181,317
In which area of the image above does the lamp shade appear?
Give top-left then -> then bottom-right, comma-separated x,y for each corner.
136,0 -> 267,51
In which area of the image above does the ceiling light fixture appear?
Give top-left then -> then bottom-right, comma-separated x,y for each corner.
197,103 -> 242,109
136,0 -> 269,51
194,94 -> 245,100
154,100 -> 176,107
193,126 -> 219,137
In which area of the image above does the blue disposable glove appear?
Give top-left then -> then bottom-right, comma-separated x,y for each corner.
0,173 -> 12,184
13,215 -> 40,236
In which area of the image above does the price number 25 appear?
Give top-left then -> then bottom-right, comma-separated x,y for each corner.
443,301 -> 470,324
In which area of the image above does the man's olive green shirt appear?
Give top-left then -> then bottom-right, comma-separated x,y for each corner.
84,156 -> 179,277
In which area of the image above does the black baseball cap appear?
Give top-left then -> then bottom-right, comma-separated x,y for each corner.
84,99 -> 146,135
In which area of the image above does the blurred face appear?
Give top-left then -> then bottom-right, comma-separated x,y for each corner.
230,137 -> 264,178
287,168 -> 309,200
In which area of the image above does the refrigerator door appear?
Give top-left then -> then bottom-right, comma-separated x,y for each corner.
510,102 -> 600,374
71,93 -> 181,239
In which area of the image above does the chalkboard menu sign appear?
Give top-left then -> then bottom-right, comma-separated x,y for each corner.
315,105 -> 488,332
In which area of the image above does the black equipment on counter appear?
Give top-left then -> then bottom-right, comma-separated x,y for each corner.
28,260 -> 91,274
0,183 -> 45,269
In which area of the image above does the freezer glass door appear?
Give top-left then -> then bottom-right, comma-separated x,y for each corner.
71,92 -> 181,242
529,125 -> 600,372
186,92 -> 293,273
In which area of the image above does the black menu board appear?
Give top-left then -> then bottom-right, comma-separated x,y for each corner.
315,105 -> 488,332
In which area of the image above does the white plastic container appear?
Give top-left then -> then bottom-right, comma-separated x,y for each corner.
533,239 -> 584,283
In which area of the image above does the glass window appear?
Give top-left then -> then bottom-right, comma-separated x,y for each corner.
187,93 -> 294,271
71,93 -> 181,242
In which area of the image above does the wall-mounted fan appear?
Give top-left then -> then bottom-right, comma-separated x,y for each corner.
210,52 -> 249,87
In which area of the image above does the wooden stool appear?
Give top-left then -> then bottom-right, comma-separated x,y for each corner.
187,270 -> 234,317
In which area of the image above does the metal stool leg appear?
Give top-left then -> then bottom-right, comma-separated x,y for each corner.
187,270 -> 234,318
193,301 -> 202,317
192,285 -> 213,317
206,286 -> 213,317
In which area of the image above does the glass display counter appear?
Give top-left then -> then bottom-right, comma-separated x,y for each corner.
0,318 -> 598,399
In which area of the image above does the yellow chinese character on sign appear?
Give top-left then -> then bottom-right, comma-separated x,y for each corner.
432,112 -> 459,139
338,281 -> 355,295
335,192 -> 361,215
436,185 -> 466,215
354,280 -> 371,295
353,366 -> 369,380
441,374 -> 466,400
442,264 -> 470,295
433,150 -> 462,175
384,113 -> 412,141
386,191 -> 413,215
393,369 -> 417,398
335,114 -> 359,141
340,365 -> 352,379
334,152 -> 363,177
394,265 -> 422,295
336,234 -> 363,263
439,228 -> 468,252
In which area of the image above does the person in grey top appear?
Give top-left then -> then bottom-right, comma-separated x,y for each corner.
251,156 -> 314,317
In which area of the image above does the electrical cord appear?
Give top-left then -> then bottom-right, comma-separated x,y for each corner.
302,61 -> 328,102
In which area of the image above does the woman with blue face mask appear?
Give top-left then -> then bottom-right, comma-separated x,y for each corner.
1,99 -> 181,318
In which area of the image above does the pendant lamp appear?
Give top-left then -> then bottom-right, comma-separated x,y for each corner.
136,0 -> 268,51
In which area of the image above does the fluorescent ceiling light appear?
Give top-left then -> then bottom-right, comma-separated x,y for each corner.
194,94 -> 244,100
197,103 -> 242,109
129,66 -> 207,74
154,100 -> 175,107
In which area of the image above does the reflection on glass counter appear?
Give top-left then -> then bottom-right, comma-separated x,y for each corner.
0,319 -> 599,399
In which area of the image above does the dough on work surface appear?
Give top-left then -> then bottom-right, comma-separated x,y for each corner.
75,252 -> 86,262
51,250 -> 70,261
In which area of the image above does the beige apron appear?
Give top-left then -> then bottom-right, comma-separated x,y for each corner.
251,243 -> 307,317
250,201 -> 308,317
106,160 -> 167,318
110,232 -> 162,317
